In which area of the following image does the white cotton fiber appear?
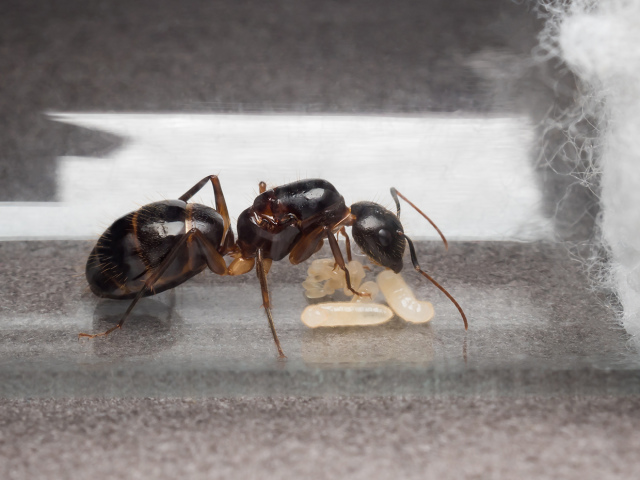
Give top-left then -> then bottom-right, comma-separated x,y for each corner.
544,0 -> 640,340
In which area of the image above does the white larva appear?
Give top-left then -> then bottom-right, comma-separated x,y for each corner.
376,270 -> 434,324
300,302 -> 394,328
301,257 -> 434,327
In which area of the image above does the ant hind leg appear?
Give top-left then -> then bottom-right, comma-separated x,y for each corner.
179,175 -> 231,244
79,230 -> 196,340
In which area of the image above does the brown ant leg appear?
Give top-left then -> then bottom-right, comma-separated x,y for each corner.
79,229 -> 206,339
259,181 -> 267,194
312,239 -> 324,255
193,231 -> 228,275
326,229 -> 369,298
228,256 -> 256,276
390,187 -> 448,250
288,226 -> 324,265
338,227 -> 352,262
179,175 -> 232,244
256,248 -> 286,358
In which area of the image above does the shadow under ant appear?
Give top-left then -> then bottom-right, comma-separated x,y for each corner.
89,291 -> 183,358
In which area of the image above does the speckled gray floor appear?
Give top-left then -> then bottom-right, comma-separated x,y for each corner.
3,396 -> 640,480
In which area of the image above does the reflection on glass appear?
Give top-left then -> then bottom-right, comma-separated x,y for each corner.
90,296 -> 182,358
301,319 -> 435,368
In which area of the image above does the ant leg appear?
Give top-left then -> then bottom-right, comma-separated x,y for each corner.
326,229 -> 368,298
390,187 -> 448,250
193,230 -> 227,275
401,232 -> 468,330
179,175 -> 231,244
79,230 -> 196,339
339,227 -> 352,262
256,249 -> 286,358
338,226 -> 370,271
288,226 -> 324,265
259,181 -> 267,194
228,256 -> 256,276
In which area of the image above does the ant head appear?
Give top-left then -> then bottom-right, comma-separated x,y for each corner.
350,201 -> 405,273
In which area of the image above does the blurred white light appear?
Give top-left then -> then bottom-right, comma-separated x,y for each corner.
0,113 -> 550,241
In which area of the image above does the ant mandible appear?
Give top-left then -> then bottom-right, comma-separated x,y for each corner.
81,176 -> 468,359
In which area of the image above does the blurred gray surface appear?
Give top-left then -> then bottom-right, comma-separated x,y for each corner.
2,396 -> 640,480
1,0 -> 543,201
0,240 -> 634,397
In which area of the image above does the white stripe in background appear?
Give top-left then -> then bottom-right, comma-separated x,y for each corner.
0,113 -> 550,241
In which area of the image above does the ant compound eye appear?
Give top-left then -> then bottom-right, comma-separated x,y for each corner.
378,228 -> 392,247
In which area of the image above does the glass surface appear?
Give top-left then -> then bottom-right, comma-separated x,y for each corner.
0,0 -> 632,398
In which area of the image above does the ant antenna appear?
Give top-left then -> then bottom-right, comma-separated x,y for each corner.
399,231 -> 468,330
390,188 -> 448,250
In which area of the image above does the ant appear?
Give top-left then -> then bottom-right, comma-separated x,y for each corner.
82,176 -> 467,359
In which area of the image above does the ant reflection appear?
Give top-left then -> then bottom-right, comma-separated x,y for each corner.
301,318 -> 435,367
90,293 -> 183,357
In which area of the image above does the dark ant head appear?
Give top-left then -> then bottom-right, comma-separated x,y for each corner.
350,201 -> 405,273
351,189 -> 467,330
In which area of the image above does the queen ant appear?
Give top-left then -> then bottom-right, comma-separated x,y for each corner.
82,175 -> 467,358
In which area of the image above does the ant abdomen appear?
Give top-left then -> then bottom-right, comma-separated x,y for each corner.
86,200 -> 225,300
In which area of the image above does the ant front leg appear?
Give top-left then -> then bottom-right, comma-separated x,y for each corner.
339,227 -> 352,262
326,228 -> 369,298
255,249 -> 286,358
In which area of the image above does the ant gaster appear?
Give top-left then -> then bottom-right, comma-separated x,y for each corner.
82,176 -> 234,338
82,177 -> 467,358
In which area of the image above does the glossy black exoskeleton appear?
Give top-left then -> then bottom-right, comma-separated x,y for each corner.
81,176 -> 233,338
229,178 -> 467,358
